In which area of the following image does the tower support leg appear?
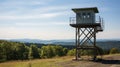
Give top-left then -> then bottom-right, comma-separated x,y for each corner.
75,28 -> 80,60
93,27 -> 97,61
75,28 -> 78,60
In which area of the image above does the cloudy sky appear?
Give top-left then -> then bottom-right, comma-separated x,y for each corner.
0,0 -> 120,40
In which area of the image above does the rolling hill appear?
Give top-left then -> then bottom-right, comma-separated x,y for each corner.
3,39 -> 120,50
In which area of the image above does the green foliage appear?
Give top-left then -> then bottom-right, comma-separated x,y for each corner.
38,48 -> 41,58
63,48 -> 68,56
53,45 -> 65,56
32,45 -> 39,58
28,45 -> 40,60
40,45 -> 67,58
0,40 -> 68,62
67,46 -> 104,57
67,49 -> 76,56
15,43 -> 29,60
0,40 -> 29,61
0,43 -> 6,62
81,46 -> 104,56
0,41 -> 29,61
28,47 -> 33,60
109,48 -> 119,54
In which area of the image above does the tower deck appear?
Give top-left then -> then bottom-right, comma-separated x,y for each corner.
70,23 -> 101,28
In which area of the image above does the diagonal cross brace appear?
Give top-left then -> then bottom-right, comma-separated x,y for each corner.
79,28 -> 94,46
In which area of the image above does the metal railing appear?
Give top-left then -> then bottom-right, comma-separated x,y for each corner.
69,16 -> 103,24
69,17 -> 76,24
96,16 -> 105,31
69,16 -> 105,31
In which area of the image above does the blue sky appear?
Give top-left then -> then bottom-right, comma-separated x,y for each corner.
0,0 -> 120,40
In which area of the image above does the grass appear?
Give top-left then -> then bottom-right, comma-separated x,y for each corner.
0,56 -> 74,67
0,54 -> 120,67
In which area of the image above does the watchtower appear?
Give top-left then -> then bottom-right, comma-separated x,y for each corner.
70,7 -> 104,60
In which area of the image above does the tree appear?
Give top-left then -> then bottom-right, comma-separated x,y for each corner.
40,45 -> 54,58
40,45 -> 67,58
0,40 -> 69,62
109,48 -> 119,54
63,48 -> 68,56
38,48 -> 41,58
28,47 -> 33,60
40,46 -> 48,58
28,45 -> 39,60
15,43 -> 23,60
0,40 -> 30,61
1,41 -> 13,60
23,46 -> 29,60
0,43 -> 6,62
67,49 -> 76,56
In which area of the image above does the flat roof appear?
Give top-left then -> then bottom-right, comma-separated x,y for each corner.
72,7 -> 99,13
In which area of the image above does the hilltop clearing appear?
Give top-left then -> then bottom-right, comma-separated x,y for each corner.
0,54 -> 120,67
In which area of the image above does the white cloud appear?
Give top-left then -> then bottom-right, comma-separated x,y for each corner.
0,26 -> 74,40
0,12 -> 63,20
97,30 -> 120,39
14,21 -> 68,27
0,0 -> 53,6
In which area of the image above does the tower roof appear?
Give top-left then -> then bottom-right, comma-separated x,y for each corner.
72,7 -> 99,13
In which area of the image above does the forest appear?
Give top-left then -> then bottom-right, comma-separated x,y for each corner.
0,40 -> 119,62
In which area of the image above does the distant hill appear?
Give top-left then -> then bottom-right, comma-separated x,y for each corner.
9,39 -> 49,44
3,39 -> 120,50
53,41 -> 120,50
9,39 -> 75,44
97,41 -> 120,50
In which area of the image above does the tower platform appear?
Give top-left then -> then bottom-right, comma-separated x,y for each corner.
70,23 -> 101,28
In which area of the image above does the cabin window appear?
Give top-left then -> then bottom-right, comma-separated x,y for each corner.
87,13 -> 91,18
77,13 -> 81,18
82,13 -> 86,19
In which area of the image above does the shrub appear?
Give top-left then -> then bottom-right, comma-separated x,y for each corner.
67,49 -> 76,56
109,48 -> 119,54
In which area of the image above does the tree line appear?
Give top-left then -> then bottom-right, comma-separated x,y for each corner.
0,40 -> 119,62
0,40 -> 68,62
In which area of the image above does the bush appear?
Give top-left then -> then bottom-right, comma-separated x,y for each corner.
40,45 -> 67,58
67,46 -> 104,57
67,49 -> 76,56
109,48 -> 119,54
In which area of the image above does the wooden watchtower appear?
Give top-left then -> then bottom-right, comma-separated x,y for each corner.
70,7 -> 104,60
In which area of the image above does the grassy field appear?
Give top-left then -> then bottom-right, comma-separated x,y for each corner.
0,54 -> 120,67
0,56 -> 74,67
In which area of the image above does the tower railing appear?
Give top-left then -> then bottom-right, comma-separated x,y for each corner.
69,16 -> 104,31
69,17 -> 76,24
96,16 -> 105,31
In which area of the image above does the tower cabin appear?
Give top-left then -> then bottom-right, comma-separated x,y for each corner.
70,7 -> 104,31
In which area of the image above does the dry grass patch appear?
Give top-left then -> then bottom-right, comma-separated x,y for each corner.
0,54 -> 120,67
0,56 -> 74,67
